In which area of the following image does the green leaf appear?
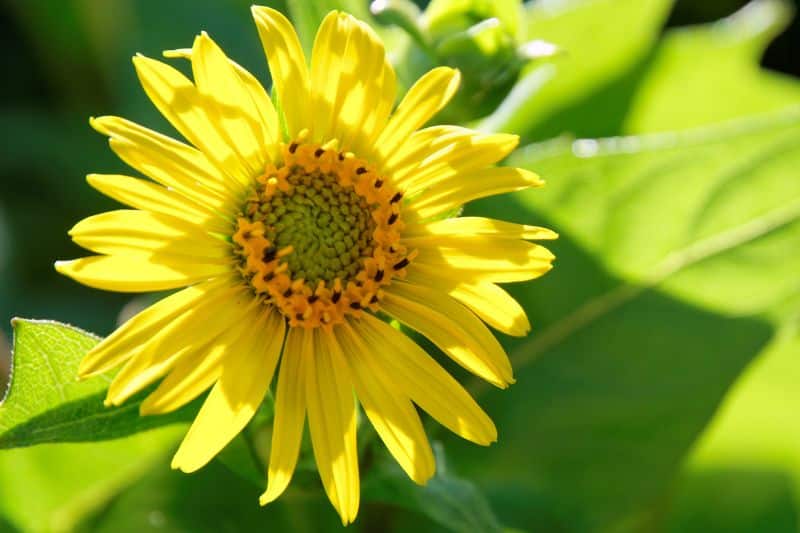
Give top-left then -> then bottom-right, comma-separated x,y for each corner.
364,443 -> 503,533
480,0 -> 673,136
0,427 -> 182,532
79,455 -> 342,533
664,316 -> 800,532
448,107 -> 800,531
509,107 -> 800,317
624,0 -> 800,133
0,319 -> 196,448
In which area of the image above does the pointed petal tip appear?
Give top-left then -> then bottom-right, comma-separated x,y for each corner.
250,4 -> 278,20
139,398 -> 159,416
76,359 -> 101,379
258,489 -> 279,507
170,454 -> 202,474
163,48 -> 192,59
53,260 -> 72,274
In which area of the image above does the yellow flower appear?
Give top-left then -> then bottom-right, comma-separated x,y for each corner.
55,6 -> 555,524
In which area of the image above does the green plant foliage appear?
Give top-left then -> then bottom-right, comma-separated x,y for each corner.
363,443 -> 503,533
625,0 -> 800,132
0,320 -> 196,448
481,0 -> 674,136
454,106 -> 800,531
0,427 -> 182,532
665,316 -> 800,532
76,457 -> 343,533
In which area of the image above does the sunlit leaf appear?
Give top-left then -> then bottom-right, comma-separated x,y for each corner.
664,317 -> 800,532
78,455 -> 342,533
0,319 -> 195,448
0,427 -> 182,532
625,0 -> 800,132
449,107 -> 800,530
481,0 -> 673,137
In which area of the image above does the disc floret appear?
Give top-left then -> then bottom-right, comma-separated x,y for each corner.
233,133 -> 414,329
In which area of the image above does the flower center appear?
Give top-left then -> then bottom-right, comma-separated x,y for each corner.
232,135 -> 414,330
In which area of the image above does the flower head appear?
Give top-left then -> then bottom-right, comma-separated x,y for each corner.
56,6 -> 555,524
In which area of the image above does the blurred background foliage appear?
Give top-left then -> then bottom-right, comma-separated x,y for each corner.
1,0 -> 799,531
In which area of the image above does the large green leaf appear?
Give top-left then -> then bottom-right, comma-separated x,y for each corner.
0,319 -> 196,448
444,107 -> 800,531
624,0 -> 800,133
663,315 -> 800,532
79,455 -> 342,533
508,107 -> 800,317
0,427 -> 182,533
480,0 -> 673,137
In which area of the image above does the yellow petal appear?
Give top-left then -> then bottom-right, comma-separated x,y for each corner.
91,116 -> 237,212
55,255 -> 229,293
105,285 -> 255,405
310,11 -> 395,157
335,323 -> 435,485
77,277 -> 236,377
171,308 -> 285,472
68,210 -> 230,261
391,129 -> 519,193
261,327 -> 308,505
251,6 -> 310,138
306,329 -> 360,524
351,314 -> 497,445
190,32 -> 268,175
381,125 -> 456,175
411,236 -> 555,283
382,282 -> 513,388
132,54 -> 254,186
406,268 -> 531,336
86,174 -> 233,234
163,49 -> 280,153
410,167 -> 544,220
404,217 -> 557,241
106,346 -> 187,408
139,299 -> 259,415
376,67 -> 460,163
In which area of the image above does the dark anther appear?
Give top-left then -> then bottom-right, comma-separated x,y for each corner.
387,213 -> 398,225
283,288 -> 293,297
374,179 -> 383,188
374,269 -> 384,282
356,167 -> 367,175
308,294 -> 319,303
332,291 -> 342,303
349,302 -> 362,310
289,142 -> 298,154
369,294 -> 379,304
314,148 -> 324,157
393,258 -> 410,270
390,192 -> 403,204
264,271 -> 275,281
242,230 -> 252,240
262,246 -> 277,263
338,153 -> 345,161
295,313 -> 304,321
